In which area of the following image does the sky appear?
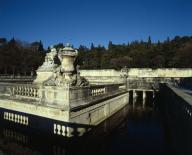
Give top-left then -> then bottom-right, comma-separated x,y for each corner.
0,0 -> 192,48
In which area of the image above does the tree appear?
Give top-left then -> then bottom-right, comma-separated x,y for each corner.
54,43 -> 64,50
151,55 -> 165,68
108,41 -> 113,50
172,42 -> 192,67
148,36 -> 152,45
91,43 -> 95,50
38,40 -> 44,51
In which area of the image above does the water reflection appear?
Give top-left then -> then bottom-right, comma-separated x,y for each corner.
0,102 -> 191,155
159,107 -> 192,155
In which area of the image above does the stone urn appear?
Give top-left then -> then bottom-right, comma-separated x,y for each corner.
58,44 -> 78,80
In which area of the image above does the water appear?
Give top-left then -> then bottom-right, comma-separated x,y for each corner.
0,102 -> 191,155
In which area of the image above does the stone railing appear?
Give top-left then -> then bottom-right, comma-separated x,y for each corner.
69,83 -> 126,108
90,84 -> 125,96
0,75 -> 35,83
0,83 -> 40,101
70,83 -> 125,100
90,87 -> 106,96
0,82 -> 126,108
10,85 -> 39,98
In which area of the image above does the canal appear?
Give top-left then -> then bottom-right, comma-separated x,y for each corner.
0,99 -> 191,155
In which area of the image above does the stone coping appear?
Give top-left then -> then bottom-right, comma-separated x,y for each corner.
167,84 -> 192,106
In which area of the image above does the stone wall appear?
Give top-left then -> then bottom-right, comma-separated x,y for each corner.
127,68 -> 192,78
80,68 -> 192,78
158,84 -> 192,120
157,84 -> 192,154
80,69 -> 123,84
69,92 -> 129,136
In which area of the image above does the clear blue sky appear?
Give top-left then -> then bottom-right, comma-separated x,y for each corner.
0,0 -> 192,48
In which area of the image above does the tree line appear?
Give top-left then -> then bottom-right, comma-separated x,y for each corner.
0,38 -> 45,75
78,36 -> 192,69
0,36 -> 192,75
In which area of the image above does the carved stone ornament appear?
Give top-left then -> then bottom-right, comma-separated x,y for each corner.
37,47 -> 58,71
42,44 -> 89,87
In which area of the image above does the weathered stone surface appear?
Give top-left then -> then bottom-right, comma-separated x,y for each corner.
0,99 -> 69,121
34,44 -> 89,87
34,47 -> 58,84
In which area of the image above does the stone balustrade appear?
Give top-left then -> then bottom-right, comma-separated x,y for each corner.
0,83 -> 40,102
90,87 -> 106,96
0,75 -> 34,83
10,84 -> 39,99
89,84 -> 125,97
0,82 -> 126,109
68,83 -> 126,108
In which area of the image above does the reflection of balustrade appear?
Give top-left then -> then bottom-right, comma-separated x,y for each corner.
3,128 -> 29,144
11,85 -> 39,98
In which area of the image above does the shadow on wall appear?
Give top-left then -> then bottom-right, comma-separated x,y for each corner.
156,84 -> 192,155
180,77 -> 192,90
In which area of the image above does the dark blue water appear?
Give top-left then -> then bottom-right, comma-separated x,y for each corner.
0,104 -> 191,155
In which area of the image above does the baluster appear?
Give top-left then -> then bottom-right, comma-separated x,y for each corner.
17,86 -> 19,95
17,115 -> 20,123
26,117 -> 29,125
18,87 -> 21,95
11,113 -> 14,121
57,125 -> 61,135
34,89 -> 37,97
4,112 -> 7,119
8,113 -> 11,120
20,116 -> 23,124
27,87 -> 29,96
29,88 -> 31,96
24,87 -> 26,96
62,126 -> 65,136
21,87 -> 23,95
54,124 -> 57,134
15,114 -> 18,122
12,87 -> 14,95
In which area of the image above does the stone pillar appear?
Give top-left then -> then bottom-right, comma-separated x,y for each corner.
143,91 -> 146,108
40,84 -> 70,108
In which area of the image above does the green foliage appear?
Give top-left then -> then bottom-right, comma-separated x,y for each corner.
0,39 -> 45,75
78,36 -> 192,70
0,36 -> 192,75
